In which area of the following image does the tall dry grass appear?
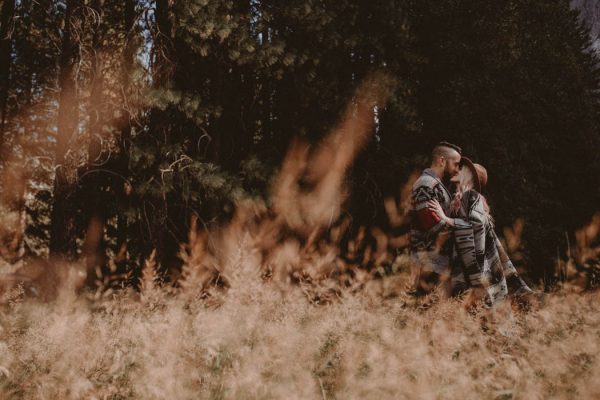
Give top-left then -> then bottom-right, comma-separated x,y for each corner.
1,271 -> 600,399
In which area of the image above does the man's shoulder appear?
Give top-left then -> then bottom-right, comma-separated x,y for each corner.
412,171 -> 439,191
412,171 -> 443,203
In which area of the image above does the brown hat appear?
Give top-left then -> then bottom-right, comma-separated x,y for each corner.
461,157 -> 488,192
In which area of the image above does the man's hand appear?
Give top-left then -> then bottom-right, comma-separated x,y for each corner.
427,199 -> 451,226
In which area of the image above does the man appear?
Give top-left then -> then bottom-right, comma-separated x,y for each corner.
408,141 -> 462,295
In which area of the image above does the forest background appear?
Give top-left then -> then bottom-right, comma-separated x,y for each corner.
0,0 -> 599,288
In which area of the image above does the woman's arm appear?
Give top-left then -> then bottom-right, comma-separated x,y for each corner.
429,197 -> 485,288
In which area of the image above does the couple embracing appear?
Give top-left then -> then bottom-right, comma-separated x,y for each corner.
409,142 -> 533,308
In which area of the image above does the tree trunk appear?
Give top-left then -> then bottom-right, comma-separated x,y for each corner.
148,0 -> 174,270
0,0 -> 15,160
82,0 -> 106,285
49,0 -> 80,260
153,0 -> 174,88
115,0 -> 137,273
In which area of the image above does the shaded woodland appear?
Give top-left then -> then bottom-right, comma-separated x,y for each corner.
0,0 -> 599,287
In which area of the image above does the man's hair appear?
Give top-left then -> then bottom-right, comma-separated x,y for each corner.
432,141 -> 462,161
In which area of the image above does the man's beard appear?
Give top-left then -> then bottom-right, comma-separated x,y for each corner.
442,169 -> 453,183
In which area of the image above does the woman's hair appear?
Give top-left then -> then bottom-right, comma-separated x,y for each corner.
450,166 -> 493,224
456,165 -> 474,190
450,167 -> 474,214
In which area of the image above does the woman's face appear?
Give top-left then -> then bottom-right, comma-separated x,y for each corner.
450,166 -> 474,188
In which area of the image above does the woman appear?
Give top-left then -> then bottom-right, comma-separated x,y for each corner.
429,158 -> 533,308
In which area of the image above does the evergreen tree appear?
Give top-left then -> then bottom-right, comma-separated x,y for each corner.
49,0 -> 81,259
0,0 -> 62,260
0,0 -> 596,285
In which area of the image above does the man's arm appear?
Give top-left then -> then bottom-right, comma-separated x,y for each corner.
412,185 -> 446,235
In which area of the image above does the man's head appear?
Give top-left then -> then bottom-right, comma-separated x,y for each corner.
430,141 -> 461,180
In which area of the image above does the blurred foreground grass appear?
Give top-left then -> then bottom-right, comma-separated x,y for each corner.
0,272 -> 599,400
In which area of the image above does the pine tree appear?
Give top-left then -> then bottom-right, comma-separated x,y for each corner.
49,0 -> 81,259
114,0 -> 139,269
8,0 -> 62,258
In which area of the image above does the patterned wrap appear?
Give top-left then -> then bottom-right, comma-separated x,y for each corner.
409,169 -> 454,277
451,190 -> 532,307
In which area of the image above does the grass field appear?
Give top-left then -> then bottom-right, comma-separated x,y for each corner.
1,265 -> 599,399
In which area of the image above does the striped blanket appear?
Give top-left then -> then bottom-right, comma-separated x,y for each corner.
409,169 -> 454,292
451,190 -> 532,307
